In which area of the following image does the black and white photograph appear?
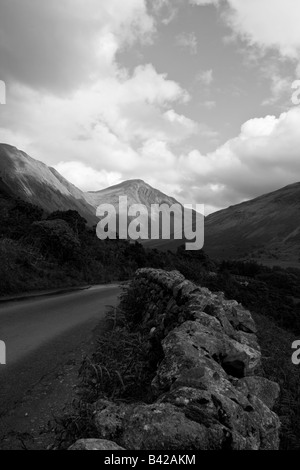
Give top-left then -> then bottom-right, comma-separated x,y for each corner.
0,0 -> 300,455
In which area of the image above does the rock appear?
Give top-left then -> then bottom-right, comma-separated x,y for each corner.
154,320 -> 261,394
237,331 -> 260,350
246,395 -> 281,450
120,403 -> 214,450
94,401 -> 129,441
88,268 -> 281,450
204,302 -> 239,340
222,337 -> 261,377
193,311 -> 223,333
159,384 -> 279,450
232,306 -> 257,334
173,281 -> 200,303
236,376 -> 280,410
69,439 -> 125,450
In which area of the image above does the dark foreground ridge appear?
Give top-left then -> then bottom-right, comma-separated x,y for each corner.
70,268 -> 280,451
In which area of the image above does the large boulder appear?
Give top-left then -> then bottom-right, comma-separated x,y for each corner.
93,391 -> 280,451
153,319 -> 261,396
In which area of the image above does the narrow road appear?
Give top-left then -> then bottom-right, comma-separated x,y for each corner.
0,285 -> 121,441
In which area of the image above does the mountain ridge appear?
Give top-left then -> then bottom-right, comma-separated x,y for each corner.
0,143 -> 98,225
205,181 -> 300,266
1,143 -> 299,265
85,178 -> 180,210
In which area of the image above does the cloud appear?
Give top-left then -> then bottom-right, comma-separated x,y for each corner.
191,0 -> 300,110
176,32 -> 198,55
190,0 -> 221,5
178,107 -> 300,212
5,64 -> 298,217
2,74 -> 300,216
149,0 -> 179,24
0,59 -> 198,190
225,0 -> 300,61
2,0 -> 299,218
0,0 -> 155,92
191,0 -> 300,63
0,1 -> 203,197
262,74 -> 292,106
54,162 -> 122,192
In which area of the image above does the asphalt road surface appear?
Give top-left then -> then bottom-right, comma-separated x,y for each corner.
0,285 -> 121,420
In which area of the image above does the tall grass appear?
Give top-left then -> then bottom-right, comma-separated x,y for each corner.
55,305 -> 158,448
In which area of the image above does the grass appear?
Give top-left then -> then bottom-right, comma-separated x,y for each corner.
253,311 -> 300,450
54,305 -> 159,448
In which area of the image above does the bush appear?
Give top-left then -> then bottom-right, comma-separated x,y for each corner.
28,219 -> 81,263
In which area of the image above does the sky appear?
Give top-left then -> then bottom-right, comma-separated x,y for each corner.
0,0 -> 300,214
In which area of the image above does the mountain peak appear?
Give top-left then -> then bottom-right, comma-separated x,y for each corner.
87,179 -> 148,195
85,178 -> 179,209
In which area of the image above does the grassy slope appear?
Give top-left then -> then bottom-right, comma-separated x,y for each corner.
205,182 -> 300,265
253,311 -> 300,450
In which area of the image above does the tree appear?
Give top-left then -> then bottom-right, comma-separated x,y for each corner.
29,219 -> 81,263
47,210 -> 87,235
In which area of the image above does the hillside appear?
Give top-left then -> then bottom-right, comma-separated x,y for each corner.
1,143 -> 299,265
205,182 -> 300,266
0,144 -> 98,225
85,179 -> 179,209
86,179 -> 202,250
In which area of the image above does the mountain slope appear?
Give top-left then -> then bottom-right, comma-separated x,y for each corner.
3,143 -> 298,264
205,182 -> 300,265
86,179 -> 201,250
85,179 -> 179,210
0,144 -> 98,225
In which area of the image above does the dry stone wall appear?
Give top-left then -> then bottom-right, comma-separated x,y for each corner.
71,268 -> 281,451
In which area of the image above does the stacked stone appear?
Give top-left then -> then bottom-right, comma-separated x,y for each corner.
70,269 -> 280,451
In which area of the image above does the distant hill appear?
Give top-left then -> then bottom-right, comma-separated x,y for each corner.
86,179 -> 195,248
0,144 -> 98,225
85,179 -> 179,209
205,182 -> 300,266
1,143 -> 299,265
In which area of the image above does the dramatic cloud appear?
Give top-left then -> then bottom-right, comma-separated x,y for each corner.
191,0 -> 300,63
178,107 -> 300,213
1,0 -> 300,216
0,0 -> 155,92
0,0 -> 201,195
0,62 -> 197,192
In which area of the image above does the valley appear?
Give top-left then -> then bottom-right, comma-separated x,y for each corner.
1,143 -> 299,267
0,143 -> 300,450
